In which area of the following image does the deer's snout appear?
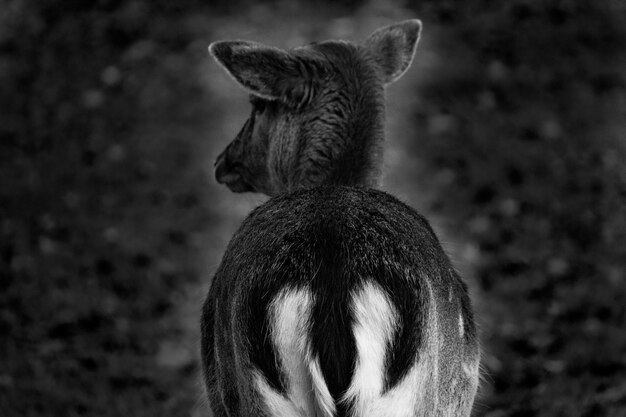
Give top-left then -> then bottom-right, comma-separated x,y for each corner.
214,150 -> 234,183
214,147 -> 254,193
214,149 -> 240,184
214,116 -> 257,192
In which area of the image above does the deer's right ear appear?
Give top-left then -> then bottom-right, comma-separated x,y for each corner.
364,19 -> 422,85
209,40 -> 309,104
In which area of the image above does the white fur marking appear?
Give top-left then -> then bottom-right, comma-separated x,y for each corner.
347,282 -> 397,398
342,281 -> 435,417
254,370 -> 306,417
307,354 -> 336,417
255,287 -> 335,417
462,362 -> 478,380
271,289 -> 316,417
458,313 -> 465,338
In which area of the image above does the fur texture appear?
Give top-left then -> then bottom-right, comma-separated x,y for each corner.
211,20 -> 422,196
201,187 -> 479,416
203,19 -> 480,417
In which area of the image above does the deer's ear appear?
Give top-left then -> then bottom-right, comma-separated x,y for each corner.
209,40 -> 309,106
364,19 -> 422,84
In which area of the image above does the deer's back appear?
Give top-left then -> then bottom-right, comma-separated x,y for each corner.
204,186 -> 477,416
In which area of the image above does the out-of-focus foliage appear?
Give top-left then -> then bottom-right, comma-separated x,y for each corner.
0,0 -> 624,416
395,2 -> 626,416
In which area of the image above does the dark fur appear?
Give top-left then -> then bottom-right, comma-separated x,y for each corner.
210,23 -> 421,196
204,20 -> 479,417
201,187 -> 478,416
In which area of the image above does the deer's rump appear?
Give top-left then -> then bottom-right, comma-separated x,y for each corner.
201,186 -> 476,417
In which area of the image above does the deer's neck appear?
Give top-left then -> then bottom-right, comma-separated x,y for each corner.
282,97 -> 385,193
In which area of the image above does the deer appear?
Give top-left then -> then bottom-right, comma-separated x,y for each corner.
202,20 -> 480,417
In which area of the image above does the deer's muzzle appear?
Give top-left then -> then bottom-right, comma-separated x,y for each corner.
214,145 -> 254,193
214,115 -> 257,193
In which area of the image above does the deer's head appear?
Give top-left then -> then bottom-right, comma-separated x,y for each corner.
210,20 -> 421,196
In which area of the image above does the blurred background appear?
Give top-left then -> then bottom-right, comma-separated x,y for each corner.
1,0 -> 625,416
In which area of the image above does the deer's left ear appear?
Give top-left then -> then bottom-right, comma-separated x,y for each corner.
209,40 -> 312,107
364,19 -> 422,85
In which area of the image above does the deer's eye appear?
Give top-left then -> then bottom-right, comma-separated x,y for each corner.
250,97 -> 266,114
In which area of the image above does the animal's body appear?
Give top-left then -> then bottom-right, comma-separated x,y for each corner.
203,20 -> 480,417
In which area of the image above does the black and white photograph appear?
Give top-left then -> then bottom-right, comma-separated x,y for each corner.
1,1 -> 625,416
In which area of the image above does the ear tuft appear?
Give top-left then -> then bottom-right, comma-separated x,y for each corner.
364,19 -> 422,84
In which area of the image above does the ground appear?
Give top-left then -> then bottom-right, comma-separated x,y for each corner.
1,1 -> 625,416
